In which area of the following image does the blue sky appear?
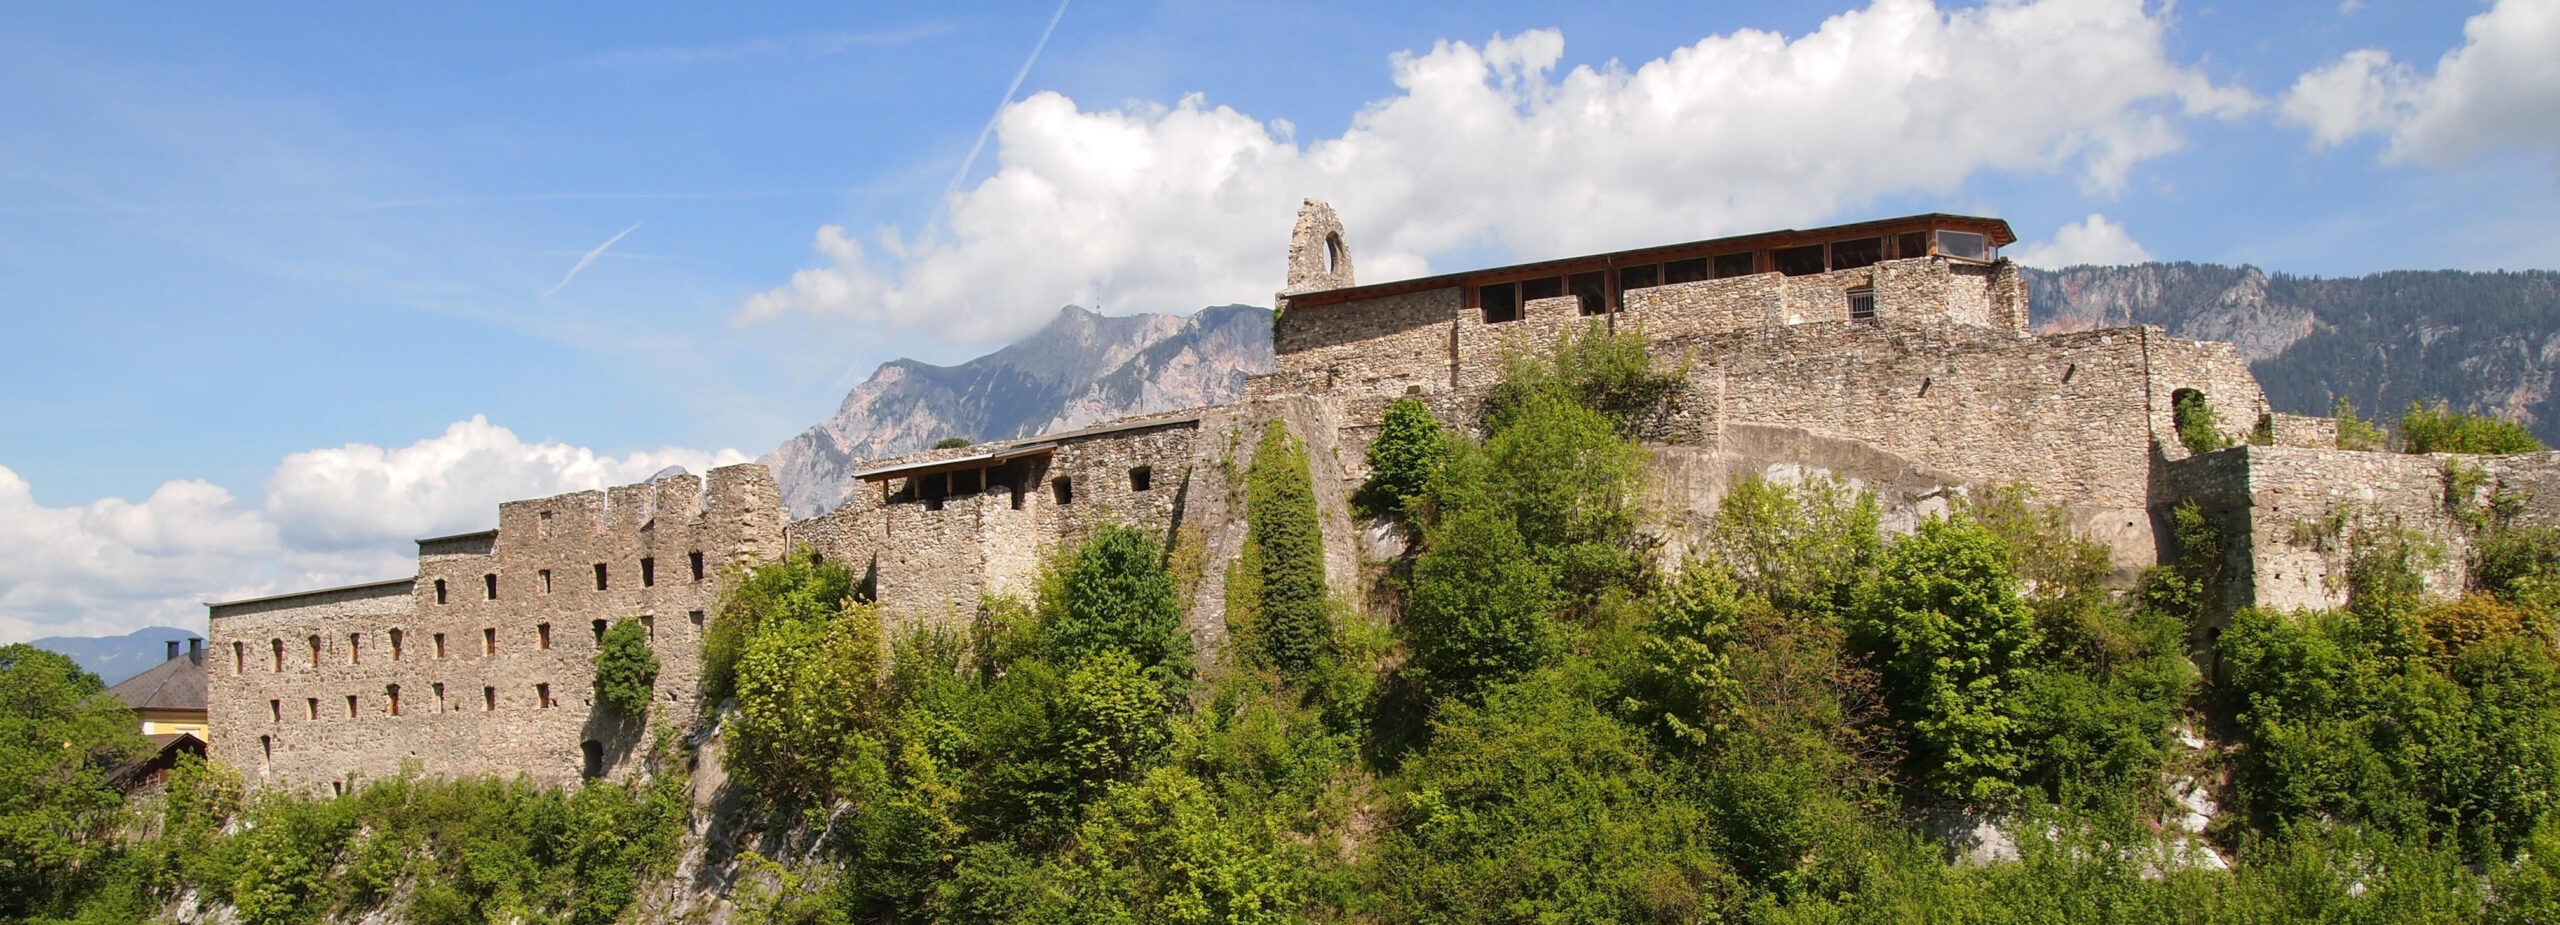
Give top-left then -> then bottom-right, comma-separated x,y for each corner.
2,0 -> 2555,641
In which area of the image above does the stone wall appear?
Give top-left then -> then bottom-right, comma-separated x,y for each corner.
205,465 -> 785,794
2164,446 -> 2560,614
2264,413 -> 2340,449
1264,287 -> 1460,401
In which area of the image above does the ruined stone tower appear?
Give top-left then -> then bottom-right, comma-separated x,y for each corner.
1283,198 -> 1354,294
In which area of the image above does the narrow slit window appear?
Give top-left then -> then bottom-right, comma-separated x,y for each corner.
306,697 -> 318,720
591,619 -> 608,643
1569,271 -> 1607,315
536,683 -> 554,709
1478,281 -> 1520,324
594,563 -> 609,591
269,699 -> 281,722
1773,244 -> 1828,276
483,627 -> 497,655
689,551 -> 705,581
260,735 -> 272,763
538,623 -> 552,650
539,569 -> 552,593
1848,288 -> 1877,321
272,638 -> 283,672
233,641 -> 245,674
484,686 -> 497,711
434,578 -> 447,604
485,573 -> 498,600
432,682 -> 445,712
389,629 -> 403,661
1130,466 -> 1153,492
1711,252 -> 1757,279
348,633 -> 361,665
386,684 -> 401,717
641,614 -> 655,641
308,635 -> 321,667
1053,476 -> 1075,506
346,695 -> 358,718
434,632 -> 447,660
1663,257 -> 1713,284
640,557 -> 655,587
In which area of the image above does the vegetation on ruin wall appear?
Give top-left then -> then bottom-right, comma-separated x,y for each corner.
21,321 -> 2560,922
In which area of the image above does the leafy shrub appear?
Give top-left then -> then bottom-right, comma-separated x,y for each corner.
727,599 -> 887,804
1487,319 -> 1685,439
1242,420 -> 1330,675
704,546 -> 857,701
1403,508 -> 1560,706
1039,523 -> 1191,688
1626,568 -> 1749,750
1354,397 -> 1445,520
2174,389 -> 2231,456
2402,400 -> 2545,455
932,436 -> 972,450
1705,474 -> 1881,618
1852,515 -> 2042,807
2336,396 -> 2389,451
594,618 -> 659,716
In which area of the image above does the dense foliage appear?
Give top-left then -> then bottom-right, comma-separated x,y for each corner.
592,618 -> 659,716
2174,389 -> 2231,456
0,644 -> 146,917
2401,400 -> 2547,454
1242,420 -> 1331,676
28,321 -> 2560,923
1352,397 -> 1445,520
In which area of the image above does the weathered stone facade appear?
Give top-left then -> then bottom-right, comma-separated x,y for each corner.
208,204 -> 2556,794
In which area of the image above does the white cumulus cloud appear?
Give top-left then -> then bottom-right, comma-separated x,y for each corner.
2009,212 -> 2155,268
2280,0 -> 2560,164
1,418 -> 747,645
743,0 -> 2253,346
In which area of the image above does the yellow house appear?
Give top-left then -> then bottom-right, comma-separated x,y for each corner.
109,639 -> 209,740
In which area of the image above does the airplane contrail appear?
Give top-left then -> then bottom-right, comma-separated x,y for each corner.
942,0 -> 1071,210
544,221 -> 644,297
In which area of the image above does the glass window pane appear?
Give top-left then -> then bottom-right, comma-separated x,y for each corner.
1936,231 -> 1987,261
1896,231 -> 1928,259
1616,264 -> 1659,296
1712,252 -> 1756,278
1664,257 -> 1714,284
1520,276 -> 1564,302
1829,237 -> 1884,270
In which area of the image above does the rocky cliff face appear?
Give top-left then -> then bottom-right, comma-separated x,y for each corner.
763,304 -> 1274,517
2028,264 -> 2560,444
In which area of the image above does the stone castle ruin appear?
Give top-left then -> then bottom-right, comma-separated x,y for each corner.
207,200 -> 2560,794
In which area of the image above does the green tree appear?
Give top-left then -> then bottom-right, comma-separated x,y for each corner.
1243,420 -> 1330,676
1853,515 -> 2043,806
2173,389 -> 2231,456
704,546 -> 857,701
726,599 -> 888,804
0,644 -> 145,915
2403,400 -> 2546,454
1487,319 -> 1686,439
1041,524 -> 1191,687
593,618 -> 659,716
1627,567 -> 1749,750
2337,396 -> 2389,451
1705,474 -> 1882,618
1354,397 -> 1446,520
1403,509 -> 1560,706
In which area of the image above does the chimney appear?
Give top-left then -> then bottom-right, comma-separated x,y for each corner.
189,637 -> 203,660
167,640 -> 181,661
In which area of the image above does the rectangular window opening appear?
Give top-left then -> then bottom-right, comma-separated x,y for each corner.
1773,244 -> 1828,276
431,682 -> 445,713
1829,237 -> 1885,271
1053,476 -> 1075,506
538,623 -> 552,650
269,699 -> 281,723
1664,257 -> 1714,284
389,629 -> 403,661
594,563 -> 609,591
1518,276 -> 1564,308
433,578 -> 447,604
1568,271 -> 1607,315
1896,231 -> 1929,259
233,641 -> 245,674
641,614 -> 655,641
539,569 -> 552,593
689,609 -> 706,628
484,686 -> 496,711
689,551 -> 705,582
484,573 -> 498,600
1936,230 -> 1988,261
434,632 -> 447,660
347,633 -> 360,665
387,685 -> 401,717
272,639 -> 283,672
306,698 -> 318,721
537,683 -> 553,710
345,695 -> 358,718
591,619 -> 608,643
1711,252 -> 1757,279
483,627 -> 497,655
1130,466 -> 1153,492
1848,289 -> 1877,321
1478,281 -> 1520,324
640,556 -> 655,587
309,635 -> 321,667
1616,264 -> 1660,300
